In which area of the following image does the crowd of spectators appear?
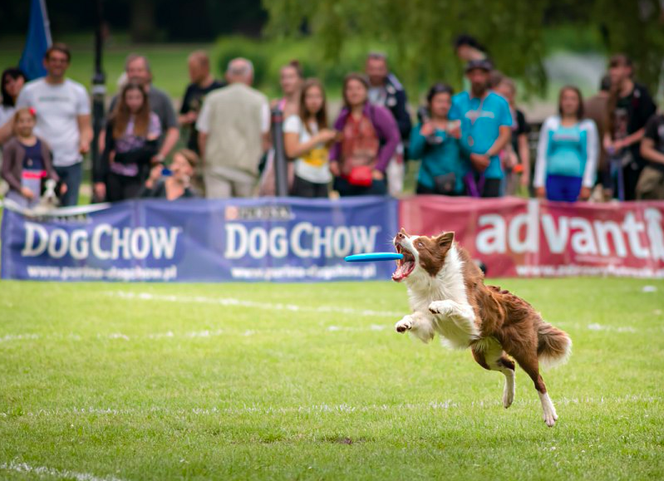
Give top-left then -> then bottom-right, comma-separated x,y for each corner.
2,37 -> 664,209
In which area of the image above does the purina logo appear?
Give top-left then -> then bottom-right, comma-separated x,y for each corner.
224,205 -> 293,222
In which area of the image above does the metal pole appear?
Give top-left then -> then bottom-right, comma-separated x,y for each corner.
610,153 -> 625,201
271,106 -> 289,196
90,0 -> 106,202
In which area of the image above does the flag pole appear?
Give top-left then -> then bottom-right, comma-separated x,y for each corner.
90,0 -> 106,203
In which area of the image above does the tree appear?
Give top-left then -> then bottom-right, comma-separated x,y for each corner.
263,0 -> 664,97
594,0 -> 664,93
263,0 -> 548,95
130,0 -> 157,42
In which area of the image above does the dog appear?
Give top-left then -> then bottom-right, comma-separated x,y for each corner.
30,179 -> 61,216
392,228 -> 571,427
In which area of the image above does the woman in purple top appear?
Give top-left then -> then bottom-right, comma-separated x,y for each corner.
97,82 -> 161,202
329,73 -> 400,196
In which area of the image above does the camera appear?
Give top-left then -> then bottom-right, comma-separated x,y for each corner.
417,106 -> 442,145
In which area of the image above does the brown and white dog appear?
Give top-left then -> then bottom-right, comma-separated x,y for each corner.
392,229 -> 571,427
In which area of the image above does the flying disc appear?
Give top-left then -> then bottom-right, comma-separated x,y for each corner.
344,252 -> 404,263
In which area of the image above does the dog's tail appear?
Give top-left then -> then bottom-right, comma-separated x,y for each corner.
537,322 -> 572,368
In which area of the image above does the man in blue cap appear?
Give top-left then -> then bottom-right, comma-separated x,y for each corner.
450,59 -> 512,197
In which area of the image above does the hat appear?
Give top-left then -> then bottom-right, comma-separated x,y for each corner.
465,59 -> 493,73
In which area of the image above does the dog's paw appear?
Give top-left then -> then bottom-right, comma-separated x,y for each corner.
503,386 -> 514,409
543,412 -> 557,427
542,405 -> 558,427
395,317 -> 412,333
428,300 -> 454,316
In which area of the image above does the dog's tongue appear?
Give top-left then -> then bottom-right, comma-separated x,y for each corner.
393,262 -> 410,281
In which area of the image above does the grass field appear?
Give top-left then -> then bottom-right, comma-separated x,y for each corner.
0,35 -> 209,100
1,278 -> 663,480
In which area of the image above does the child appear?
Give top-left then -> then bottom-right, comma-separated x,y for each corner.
142,149 -> 198,200
97,82 -> 161,202
284,78 -> 337,197
2,108 -> 64,208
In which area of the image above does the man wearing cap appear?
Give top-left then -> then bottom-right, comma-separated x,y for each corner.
449,59 -> 512,197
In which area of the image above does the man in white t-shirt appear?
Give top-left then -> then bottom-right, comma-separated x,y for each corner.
16,43 -> 92,206
196,58 -> 270,198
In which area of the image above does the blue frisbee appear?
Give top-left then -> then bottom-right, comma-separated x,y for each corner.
344,252 -> 404,263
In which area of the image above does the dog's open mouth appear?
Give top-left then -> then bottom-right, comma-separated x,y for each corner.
392,244 -> 415,282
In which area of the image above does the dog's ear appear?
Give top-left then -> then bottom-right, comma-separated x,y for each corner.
434,231 -> 455,249
399,227 -> 409,237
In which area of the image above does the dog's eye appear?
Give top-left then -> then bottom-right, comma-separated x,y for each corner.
417,242 -> 423,248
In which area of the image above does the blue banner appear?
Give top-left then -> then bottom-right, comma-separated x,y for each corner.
1,197 -> 399,282
19,0 -> 52,80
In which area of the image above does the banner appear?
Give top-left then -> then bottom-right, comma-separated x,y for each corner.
400,196 -> 664,278
1,197 -> 399,282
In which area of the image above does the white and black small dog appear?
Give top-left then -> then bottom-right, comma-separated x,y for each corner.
392,229 -> 571,427
30,179 -> 61,216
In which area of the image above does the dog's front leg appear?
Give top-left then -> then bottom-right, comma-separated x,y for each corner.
428,300 -> 477,336
395,312 -> 435,343
428,300 -> 474,320
395,315 -> 414,333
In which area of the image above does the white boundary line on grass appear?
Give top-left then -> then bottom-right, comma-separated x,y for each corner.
0,324 -> 389,344
6,321 -> 659,346
2,394 -> 659,419
0,461 -> 127,481
103,291 -> 403,318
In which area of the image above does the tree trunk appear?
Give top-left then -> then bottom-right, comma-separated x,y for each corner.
130,0 -> 156,42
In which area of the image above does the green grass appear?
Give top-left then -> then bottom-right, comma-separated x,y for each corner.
1,278 -> 663,480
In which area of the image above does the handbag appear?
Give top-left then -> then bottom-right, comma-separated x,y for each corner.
421,159 -> 457,195
432,172 -> 457,195
347,165 -> 373,187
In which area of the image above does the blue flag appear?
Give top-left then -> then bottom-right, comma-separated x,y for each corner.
19,0 -> 52,80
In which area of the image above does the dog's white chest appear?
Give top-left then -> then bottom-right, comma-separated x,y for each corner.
406,246 -> 478,348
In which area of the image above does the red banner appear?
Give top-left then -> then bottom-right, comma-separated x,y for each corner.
399,196 -> 664,278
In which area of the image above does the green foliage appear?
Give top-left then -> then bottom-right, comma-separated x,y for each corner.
211,35 -> 401,98
593,0 -> 664,96
263,0 -> 664,98
263,0 -> 549,96
213,36 -> 271,87
542,25 -> 607,54
1,279 -> 663,479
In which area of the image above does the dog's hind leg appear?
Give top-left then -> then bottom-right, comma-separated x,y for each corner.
471,338 -> 516,409
512,352 -> 557,427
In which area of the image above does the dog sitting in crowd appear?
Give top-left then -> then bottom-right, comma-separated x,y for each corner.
392,228 -> 571,427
